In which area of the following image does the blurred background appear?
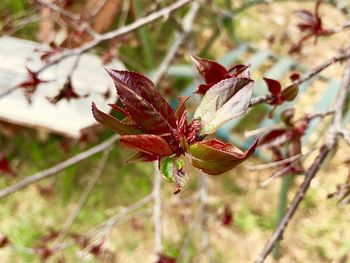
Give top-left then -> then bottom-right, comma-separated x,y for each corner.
0,0 -> 350,262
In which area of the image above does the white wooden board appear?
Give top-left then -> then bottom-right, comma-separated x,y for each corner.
0,36 -> 123,138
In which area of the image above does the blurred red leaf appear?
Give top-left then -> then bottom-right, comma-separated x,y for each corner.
0,235 -> 10,248
17,67 -> 48,103
0,154 -> 16,177
157,253 -> 177,263
47,77 -> 88,104
221,205 -> 233,226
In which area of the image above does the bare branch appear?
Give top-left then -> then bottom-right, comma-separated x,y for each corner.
152,1 -> 200,85
153,162 -> 163,255
250,50 -> 350,107
256,60 -> 350,263
0,135 -> 118,200
54,147 -> 112,245
199,172 -> 214,263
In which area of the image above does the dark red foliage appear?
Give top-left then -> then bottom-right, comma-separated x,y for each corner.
70,233 -> 90,249
34,246 -> 54,261
36,184 -> 55,198
220,205 -> 233,226
89,240 -> 104,256
101,88 -> 111,100
40,42 -> 62,61
92,58 -> 257,188
0,154 -> 16,177
191,55 -> 249,94
290,1 -> 332,54
47,77 -> 88,104
38,230 -> 59,243
92,70 -> 203,159
157,253 -> 177,263
17,67 -> 48,103
0,235 -> 10,248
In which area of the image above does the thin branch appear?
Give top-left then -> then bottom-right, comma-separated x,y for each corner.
199,172 -> 214,263
54,147 -> 112,245
0,135 -> 118,200
152,1 -> 200,85
250,50 -> 350,107
256,60 -> 350,263
0,0 -> 193,99
248,153 -> 304,171
338,129 -> 350,145
153,162 -> 163,254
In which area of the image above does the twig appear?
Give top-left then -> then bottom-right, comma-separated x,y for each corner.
0,0 -> 193,99
54,147 -> 112,245
250,50 -> 350,107
0,135 -> 118,200
153,162 -> 163,254
152,1 -> 200,85
338,129 -> 350,145
199,172 -> 214,263
248,153 -> 304,171
53,194 -> 153,251
177,207 -> 201,262
256,60 -> 350,263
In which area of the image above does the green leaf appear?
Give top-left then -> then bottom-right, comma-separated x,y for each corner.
194,78 -> 253,135
281,85 -> 298,101
160,156 -> 185,182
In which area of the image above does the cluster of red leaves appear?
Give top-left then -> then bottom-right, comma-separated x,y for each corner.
47,77 -> 88,104
0,234 -> 10,248
259,109 -> 309,181
0,153 -> 16,177
92,56 -> 258,193
17,67 -> 48,103
290,1 -> 333,54
191,55 -> 249,95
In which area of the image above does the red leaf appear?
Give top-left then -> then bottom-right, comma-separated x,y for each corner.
0,235 -> 10,248
174,96 -> 190,121
47,77 -> 88,104
120,135 -> 173,156
126,151 -> 158,163
289,73 -> 300,82
188,139 -> 258,175
220,205 -> 233,226
259,129 -> 288,147
89,240 -> 104,256
263,77 -> 281,96
157,253 -> 177,263
106,69 -> 177,135
17,68 -> 48,103
92,103 -> 142,135
228,64 -> 250,78
34,246 -> 53,261
0,154 -> 16,177
191,55 -> 229,86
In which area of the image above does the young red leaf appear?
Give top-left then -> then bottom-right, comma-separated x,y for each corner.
263,77 -> 281,96
259,129 -> 288,147
228,64 -> 250,78
0,235 -> 10,248
126,151 -> 158,163
47,77 -> 88,104
194,78 -> 253,134
175,96 -> 190,121
191,55 -> 229,85
188,139 -> 258,175
120,135 -> 173,156
0,154 -> 16,177
106,69 -> 177,135
220,205 -> 233,226
157,253 -> 177,263
17,67 -> 48,103
92,103 -> 143,135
